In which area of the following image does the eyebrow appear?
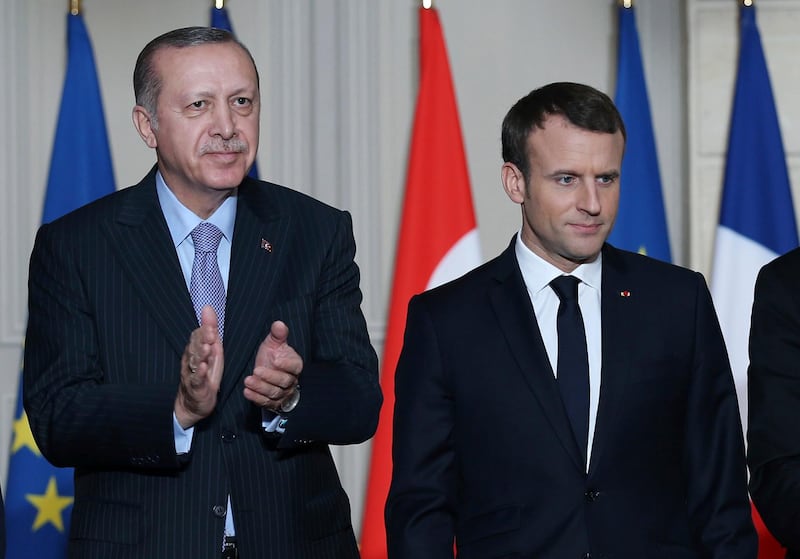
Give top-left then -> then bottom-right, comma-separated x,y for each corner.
546,169 -> 620,179
185,86 -> 256,99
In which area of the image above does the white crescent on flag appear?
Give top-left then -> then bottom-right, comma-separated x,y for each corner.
426,229 -> 482,290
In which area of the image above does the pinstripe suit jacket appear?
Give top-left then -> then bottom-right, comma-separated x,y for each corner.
23,169 -> 381,559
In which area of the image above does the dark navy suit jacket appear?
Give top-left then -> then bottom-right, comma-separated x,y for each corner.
387,240 -> 756,558
748,246 -> 800,558
23,170 -> 381,559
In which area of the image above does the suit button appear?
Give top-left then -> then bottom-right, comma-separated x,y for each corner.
583,554 -> 591,559
212,505 -> 226,517
221,430 -> 237,443
584,490 -> 600,502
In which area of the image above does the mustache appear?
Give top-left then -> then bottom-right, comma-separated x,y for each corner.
200,138 -> 248,155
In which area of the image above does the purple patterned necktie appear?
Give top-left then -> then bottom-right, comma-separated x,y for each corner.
189,222 -> 225,340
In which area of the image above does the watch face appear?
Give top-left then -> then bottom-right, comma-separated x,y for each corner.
280,388 -> 300,413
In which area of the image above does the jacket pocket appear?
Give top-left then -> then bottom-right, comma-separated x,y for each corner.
304,488 -> 353,541
70,499 -> 143,545
456,504 -> 521,558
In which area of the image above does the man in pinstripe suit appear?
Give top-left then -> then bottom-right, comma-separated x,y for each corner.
23,27 -> 381,559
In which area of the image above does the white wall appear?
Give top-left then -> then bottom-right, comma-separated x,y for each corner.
2,0 -> 797,539
688,0 -> 800,272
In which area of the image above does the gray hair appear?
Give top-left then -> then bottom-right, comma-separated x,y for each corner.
133,26 -> 259,129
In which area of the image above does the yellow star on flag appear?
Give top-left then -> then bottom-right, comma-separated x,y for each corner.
11,410 -> 41,456
26,476 -> 74,532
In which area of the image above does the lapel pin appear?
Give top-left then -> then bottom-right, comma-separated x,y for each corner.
261,238 -> 273,252
619,290 -> 631,297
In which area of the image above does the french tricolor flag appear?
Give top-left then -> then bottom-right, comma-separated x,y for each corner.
709,4 -> 795,557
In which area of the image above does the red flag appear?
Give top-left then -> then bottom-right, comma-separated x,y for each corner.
359,6 -> 481,557
751,501 -> 786,559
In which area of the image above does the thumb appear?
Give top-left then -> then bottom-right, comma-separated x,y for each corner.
265,320 -> 289,348
255,320 -> 289,366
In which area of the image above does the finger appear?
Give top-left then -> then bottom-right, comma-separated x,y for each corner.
190,323 -> 217,350
206,342 -> 225,389
183,340 -> 205,376
243,386 -> 280,410
252,365 -> 298,389
268,352 -> 303,376
186,344 -> 207,375
245,372 -> 294,399
200,305 -> 220,332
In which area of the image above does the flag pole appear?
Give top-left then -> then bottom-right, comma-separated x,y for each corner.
422,0 -> 433,9
215,0 -> 225,9
70,0 -> 80,15
619,0 -> 633,8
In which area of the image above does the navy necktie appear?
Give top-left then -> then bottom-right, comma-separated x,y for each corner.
550,275 -> 589,466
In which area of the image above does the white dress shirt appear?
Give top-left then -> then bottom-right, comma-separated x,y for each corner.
155,172 -> 240,541
514,232 -> 602,470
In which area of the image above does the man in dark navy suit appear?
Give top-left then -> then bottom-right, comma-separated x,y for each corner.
386,82 -> 756,559
23,26 -> 380,559
748,249 -> 800,557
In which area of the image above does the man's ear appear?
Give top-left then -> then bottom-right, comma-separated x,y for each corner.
132,105 -> 158,148
501,162 -> 526,204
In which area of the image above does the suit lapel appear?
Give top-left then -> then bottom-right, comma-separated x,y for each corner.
102,174 -> 291,403
218,179 -> 292,402
488,243 -> 585,470
589,245 -> 637,473
103,171 -> 197,357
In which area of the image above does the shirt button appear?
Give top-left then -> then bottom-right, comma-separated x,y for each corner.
212,505 -> 226,517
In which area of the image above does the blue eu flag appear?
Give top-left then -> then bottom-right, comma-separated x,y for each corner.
608,4 -> 671,262
6,12 -> 115,558
211,3 -> 260,180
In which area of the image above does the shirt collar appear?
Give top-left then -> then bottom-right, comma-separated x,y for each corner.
514,231 -> 602,294
155,171 -> 237,248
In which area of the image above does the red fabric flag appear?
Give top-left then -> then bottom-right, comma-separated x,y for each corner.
752,501 -> 786,559
359,6 -> 481,557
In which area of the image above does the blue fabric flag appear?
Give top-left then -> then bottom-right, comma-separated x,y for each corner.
608,5 -> 671,262
6,13 -> 115,558
211,5 -> 260,180
717,5 -> 797,254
